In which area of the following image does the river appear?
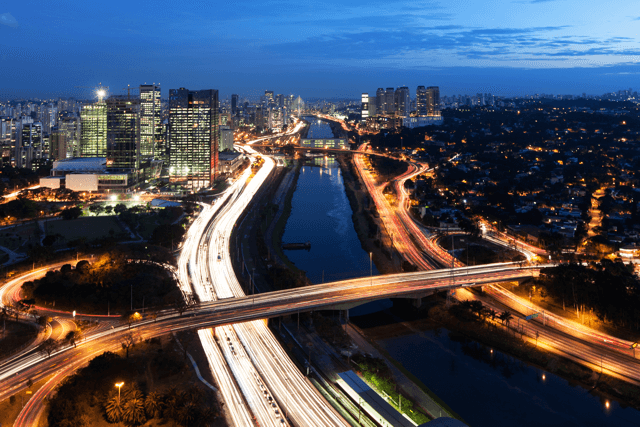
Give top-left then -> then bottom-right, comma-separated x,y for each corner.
282,118 -> 382,307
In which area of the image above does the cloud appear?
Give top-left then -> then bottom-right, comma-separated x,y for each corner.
264,23 -> 639,68
0,12 -> 18,28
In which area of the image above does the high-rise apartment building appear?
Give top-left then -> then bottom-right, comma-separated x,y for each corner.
265,90 -> 274,103
385,88 -> 395,114
50,130 -> 67,161
375,88 -> 385,115
219,125 -> 234,152
231,94 -> 239,114
106,96 -> 140,170
139,84 -> 162,161
168,88 -> 219,190
416,86 -> 427,116
16,122 -> 43,168
361,93 -> 370,120
426,86 -> 440,115
58,113 -> 80,157
395,86 -> 410,117
80,102 -> 107,157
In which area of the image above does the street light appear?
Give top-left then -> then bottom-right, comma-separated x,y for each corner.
369,252 -> 373,286
115,382 -> 124,404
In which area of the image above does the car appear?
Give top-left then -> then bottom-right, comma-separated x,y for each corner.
217,254 -> 222,261
274,409 -> 280,417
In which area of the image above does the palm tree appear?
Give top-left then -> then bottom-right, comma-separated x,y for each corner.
105,395 -> 123,423
162,389 -> 183,421
499,310 -> 513,329
144,391 -> 162,419
122,391 -> 147,426
177,401 -> 198,427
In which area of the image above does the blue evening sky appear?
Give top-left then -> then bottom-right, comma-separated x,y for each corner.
0,0 -> 638,99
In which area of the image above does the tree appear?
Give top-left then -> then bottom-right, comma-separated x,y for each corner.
177,401 -> 198,426
498,310 -> 513,328
40,338 -> 60,358
105,395 -> 123,423
37,315 -> 51,330
104,205 -> 114,215
121,332 -> 137,358
61,207 -> 82,220
65,329 -> 84,348
144,391 -> 162,418
122,389 -> 147,426
88,204 -> 105,216
151,223 -> 185,248
114,203 -> 128,215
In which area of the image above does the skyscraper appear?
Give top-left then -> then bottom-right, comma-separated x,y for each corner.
375,88 -> 385,115
80,102 -> 107,157
16,122 -> 43,168
426,86 -> 440,115
168,88 -> 219,190
58,113 -> 80,157
139,84 -> 162,160
361,93 -> 370,120
264,90 -> 274,105
50,130 -> 67,161
231,94 -> 239,114
416,86 -> 427,116
385,88 -> 395,114
106,96 -> 140,170
395,86 -> 410,117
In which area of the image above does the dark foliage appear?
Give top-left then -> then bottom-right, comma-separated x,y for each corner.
21,250 -> 179,313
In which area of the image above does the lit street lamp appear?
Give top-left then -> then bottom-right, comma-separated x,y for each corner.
115,382 -> 124,404
369,252 -> 373,286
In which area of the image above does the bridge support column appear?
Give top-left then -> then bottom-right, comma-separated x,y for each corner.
412,297 -> 422,308
341,309 -> 349,331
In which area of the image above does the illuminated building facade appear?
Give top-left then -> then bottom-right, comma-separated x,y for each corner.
80,102 -> 107,157
168,88 -> 219,190
395,86 -> 410,117
139,84 -> 162,160
361,93 -> 369,120
16,122 -> 43,168
426,86 -> 440,115
416,86 -> 427,116
106,96 -> 140,170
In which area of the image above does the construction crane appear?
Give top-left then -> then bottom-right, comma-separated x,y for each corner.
74,83 -> 109,101
121,84 -> 139,99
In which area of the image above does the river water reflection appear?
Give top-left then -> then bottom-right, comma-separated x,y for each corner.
282,154 -> 380,286
354,314 -> 640,427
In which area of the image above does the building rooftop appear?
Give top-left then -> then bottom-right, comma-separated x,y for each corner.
52,157 -> 107,173
218,152 -> 242,161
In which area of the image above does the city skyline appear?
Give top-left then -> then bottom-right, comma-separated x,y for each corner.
1,1 -> 639,99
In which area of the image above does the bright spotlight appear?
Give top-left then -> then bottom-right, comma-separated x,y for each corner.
110,195 -> 118,201
133,195 -> 140,201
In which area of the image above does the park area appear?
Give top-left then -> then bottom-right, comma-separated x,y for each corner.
45,216 -> 130,245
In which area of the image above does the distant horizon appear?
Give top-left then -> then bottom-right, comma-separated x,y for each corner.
0,68 -> 637,104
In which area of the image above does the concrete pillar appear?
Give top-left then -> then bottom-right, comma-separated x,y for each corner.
412,297 -> 422,308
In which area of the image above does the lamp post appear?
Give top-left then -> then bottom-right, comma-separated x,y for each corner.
115,382 -> 124,404
369,252 -> 373,286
